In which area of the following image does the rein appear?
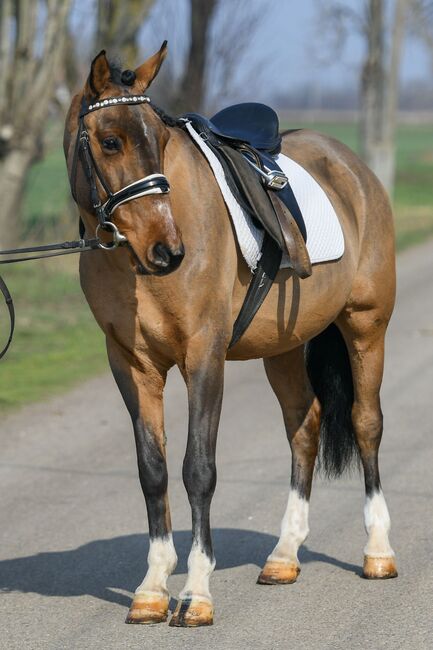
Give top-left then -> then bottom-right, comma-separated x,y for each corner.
0,92 -> 171,360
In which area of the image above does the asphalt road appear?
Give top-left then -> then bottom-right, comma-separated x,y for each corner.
1,240 -> 433,650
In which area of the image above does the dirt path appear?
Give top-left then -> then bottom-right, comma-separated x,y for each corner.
1,240 -> 432,649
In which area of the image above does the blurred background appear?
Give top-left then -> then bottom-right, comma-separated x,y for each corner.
0,0 -> 432,410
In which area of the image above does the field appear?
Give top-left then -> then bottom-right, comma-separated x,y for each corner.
0,120 -> 432,410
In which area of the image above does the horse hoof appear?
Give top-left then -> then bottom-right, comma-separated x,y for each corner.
362,556 -> 398,579
125,593 -> 169,624
169,598 -> 214,627
257,560 -> 300,585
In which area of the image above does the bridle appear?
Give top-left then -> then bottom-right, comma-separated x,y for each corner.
70,93 -> 171,248
0,91 -> 173,359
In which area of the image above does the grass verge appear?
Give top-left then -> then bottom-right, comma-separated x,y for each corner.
0,262 -> 106,411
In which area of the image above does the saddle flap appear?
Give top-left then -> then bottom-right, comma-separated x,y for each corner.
220,146 -> 311,277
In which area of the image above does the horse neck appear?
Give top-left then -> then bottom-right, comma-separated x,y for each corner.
164,126 -> 233,253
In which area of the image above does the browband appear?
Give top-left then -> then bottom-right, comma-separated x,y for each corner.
80,94 -> 151,117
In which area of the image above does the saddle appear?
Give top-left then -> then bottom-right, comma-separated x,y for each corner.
182,103 -> 312,347
183,103 -> 312,280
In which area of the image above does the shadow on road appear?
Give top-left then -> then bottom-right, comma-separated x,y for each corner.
0,528 -> 361,608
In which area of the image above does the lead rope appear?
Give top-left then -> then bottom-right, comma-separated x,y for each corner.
0,275 -> 14,360
0,234 -> 114,360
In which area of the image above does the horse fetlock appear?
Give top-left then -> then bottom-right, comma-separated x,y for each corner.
179,543 -> 215,603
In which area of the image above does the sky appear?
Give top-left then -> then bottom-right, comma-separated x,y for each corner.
140,0 -> 433,104
72,0 -> 433,104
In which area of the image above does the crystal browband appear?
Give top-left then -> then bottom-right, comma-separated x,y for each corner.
81,95 -> 150,117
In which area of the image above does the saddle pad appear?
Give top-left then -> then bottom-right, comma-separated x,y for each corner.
185,122 -> 344,270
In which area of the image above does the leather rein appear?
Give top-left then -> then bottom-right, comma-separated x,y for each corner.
0,92 -> 170,359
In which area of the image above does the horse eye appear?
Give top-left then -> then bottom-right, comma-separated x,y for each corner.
102,136 -> 120,151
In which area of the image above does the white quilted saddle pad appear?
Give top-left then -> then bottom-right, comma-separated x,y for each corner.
185,122 -> 345,270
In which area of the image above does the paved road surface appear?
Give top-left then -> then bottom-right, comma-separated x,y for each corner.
1,241 -> 432,649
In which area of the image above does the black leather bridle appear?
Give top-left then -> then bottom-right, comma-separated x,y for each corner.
0,92 -> 172,359
70,93 -> 171,246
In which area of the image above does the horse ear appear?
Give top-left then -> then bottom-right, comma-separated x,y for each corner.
85,50 -> 111,98
134,41 -> 168,91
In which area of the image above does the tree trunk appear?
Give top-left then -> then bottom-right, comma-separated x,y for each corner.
0,0 -> 71,248
359,0 -> 407,195
0,146 -> 35,245
173,0 -> 219,113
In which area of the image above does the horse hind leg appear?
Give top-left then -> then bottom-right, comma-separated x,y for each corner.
258,346 -> 321,585
337,309 -> 398,579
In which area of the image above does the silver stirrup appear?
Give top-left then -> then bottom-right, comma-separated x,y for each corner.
243,157 -> 288,190
95,222 -> 128,250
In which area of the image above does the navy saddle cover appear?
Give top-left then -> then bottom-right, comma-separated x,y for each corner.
209,102 -> 281,153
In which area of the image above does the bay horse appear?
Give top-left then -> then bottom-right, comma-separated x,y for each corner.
63,44 -> 397,627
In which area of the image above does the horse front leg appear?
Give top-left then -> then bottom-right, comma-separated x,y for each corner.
169,338 -> 225,627
107,339 -> 177,625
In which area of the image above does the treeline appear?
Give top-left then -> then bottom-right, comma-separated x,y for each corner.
273,79 -> 433,112
0,0 -> 432,247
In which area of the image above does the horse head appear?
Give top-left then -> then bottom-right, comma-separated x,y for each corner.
64,42 -> 185,275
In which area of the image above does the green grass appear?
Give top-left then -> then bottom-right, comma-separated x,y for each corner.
0,263 -> 107,410
0,119 -> 431,411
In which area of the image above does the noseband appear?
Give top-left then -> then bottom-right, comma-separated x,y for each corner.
70,94 -> 170,247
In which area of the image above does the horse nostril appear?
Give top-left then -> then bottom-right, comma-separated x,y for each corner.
168,246 -> 185,271
153,243 -> 172,267
151,243 -> 185,270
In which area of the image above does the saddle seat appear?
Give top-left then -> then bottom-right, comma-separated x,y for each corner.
209,102 -> 281,154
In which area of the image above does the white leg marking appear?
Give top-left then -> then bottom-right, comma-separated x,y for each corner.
179,542 -> 216,603
135,534 -> 178,597
268,490 -> 309,564
364,490 -> 395,558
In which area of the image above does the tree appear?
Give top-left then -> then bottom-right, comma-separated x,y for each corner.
95,0 -> 155,68
0,0 -> 72,246
315,0 -> 409,196
161,0 -> 262,114
359,0 -> 407,194
411,0 -> 433,53
172,0 -> 219,113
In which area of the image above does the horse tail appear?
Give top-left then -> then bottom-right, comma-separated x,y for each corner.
305,323 -> 359,478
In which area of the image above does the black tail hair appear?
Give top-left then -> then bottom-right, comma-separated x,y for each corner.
305,323 -> 359,478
